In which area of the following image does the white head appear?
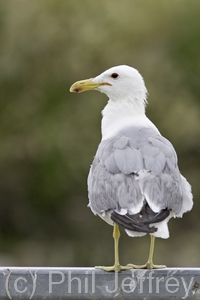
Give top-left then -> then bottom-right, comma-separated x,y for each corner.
70,65 -> 148,107
70,65 -> 149,138
92,65 -> 147,104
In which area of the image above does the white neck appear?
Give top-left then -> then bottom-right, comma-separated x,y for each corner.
101,97 -> 148,140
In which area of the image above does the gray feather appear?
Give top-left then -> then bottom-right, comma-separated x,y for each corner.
88,126 -> 183,216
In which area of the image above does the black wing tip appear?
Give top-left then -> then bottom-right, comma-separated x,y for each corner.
111,202 -> 170,234
111,211 -> 157,233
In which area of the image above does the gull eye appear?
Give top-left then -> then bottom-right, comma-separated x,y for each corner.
111,73 -> 119,79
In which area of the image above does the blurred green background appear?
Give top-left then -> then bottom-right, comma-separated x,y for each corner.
0,0 -> 200,267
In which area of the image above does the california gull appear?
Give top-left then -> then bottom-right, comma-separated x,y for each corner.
70,65 -> 193,271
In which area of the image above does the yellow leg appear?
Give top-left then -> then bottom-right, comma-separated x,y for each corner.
127,235 -> 166,269
96,223 -> 137,272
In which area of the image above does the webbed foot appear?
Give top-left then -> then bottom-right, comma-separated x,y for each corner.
127,262 -> 166,269
95,263 -> 137,272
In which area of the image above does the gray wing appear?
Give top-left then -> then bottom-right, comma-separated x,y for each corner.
88,126 -> 183,216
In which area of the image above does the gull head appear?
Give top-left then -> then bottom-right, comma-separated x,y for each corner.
70,65 -> 148,105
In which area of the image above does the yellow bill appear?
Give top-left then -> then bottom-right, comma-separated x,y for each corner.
70,78 -> 111,93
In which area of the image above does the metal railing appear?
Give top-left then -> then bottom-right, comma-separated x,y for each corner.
0,267 -> 199,299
